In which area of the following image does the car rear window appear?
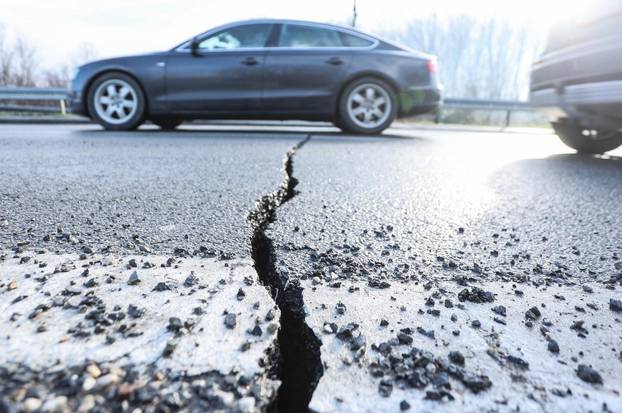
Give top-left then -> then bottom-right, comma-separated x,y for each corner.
339,32 -> 374,47
278,24 -> 343,48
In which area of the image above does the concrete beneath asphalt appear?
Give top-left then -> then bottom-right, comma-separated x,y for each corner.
306,281 -> 621,412
0,250 -> 280,411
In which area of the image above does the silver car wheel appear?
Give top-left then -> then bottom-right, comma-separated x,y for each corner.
93,79 -> 138,125
346,83 -> 391,129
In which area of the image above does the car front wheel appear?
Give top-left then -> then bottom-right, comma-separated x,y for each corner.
87,73 -> 145,131
338,77 -> 397,135
552,120 -> 622,154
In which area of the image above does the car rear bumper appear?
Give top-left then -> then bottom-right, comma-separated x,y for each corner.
532,80 -> 622,106
531,80 -> 622,122
397,86 -> 443,117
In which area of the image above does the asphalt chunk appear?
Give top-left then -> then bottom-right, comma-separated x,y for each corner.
507,355 -> 530,370
458,287 -> 495,303
152,282 -> 171,292
547,339 -> 560,353
449,351 -> 465,366
525,306 -> 542,321
491,305 -> 506,316
224,313 -> 237,329
127,271 -> 140,285
576,364 -> 603,384
184,272 -> 198,287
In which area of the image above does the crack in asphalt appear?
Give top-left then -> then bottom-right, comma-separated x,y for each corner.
248,135 -> 323,413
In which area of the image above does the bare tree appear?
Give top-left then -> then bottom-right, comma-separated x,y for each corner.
42,66 -> 70,87
41,42 -> 98,87
72,42 -> 98,66
0,21 -> 100,88
0,24 -> 15,85
13,36 -> 37,86
0,25 -> 38,87
383,14 -> 544,101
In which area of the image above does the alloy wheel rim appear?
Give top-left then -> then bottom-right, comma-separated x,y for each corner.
347,83 -> 391,129
93,79 -> 138,124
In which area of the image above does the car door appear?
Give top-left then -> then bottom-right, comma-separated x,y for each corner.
262,23 -> 355,114
164,23 -> 273,114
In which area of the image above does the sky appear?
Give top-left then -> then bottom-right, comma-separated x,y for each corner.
0,0 -> 591,70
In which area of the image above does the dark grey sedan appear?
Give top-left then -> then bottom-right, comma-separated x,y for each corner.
69,19 -> 442,134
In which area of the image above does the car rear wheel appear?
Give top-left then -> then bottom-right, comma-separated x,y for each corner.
338,77 -> 397,135
153,119 -> 182,130
87,73 -> 145,131
552,120 -> 622,154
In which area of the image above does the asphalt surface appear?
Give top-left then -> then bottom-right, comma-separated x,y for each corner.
271,129 -> 622,284
0,124 -> 299,258
1,123 -> 621,412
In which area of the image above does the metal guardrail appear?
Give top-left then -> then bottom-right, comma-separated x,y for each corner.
0,87 -> 536,126
0,87 -> 68,115
440,98 -> 534,127
0,87 -> 68,100
445,98 -> 532,110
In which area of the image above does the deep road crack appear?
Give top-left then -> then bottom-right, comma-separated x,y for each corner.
248,135 -> 323,413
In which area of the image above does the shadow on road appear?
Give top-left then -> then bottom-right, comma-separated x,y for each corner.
71,126 -> 421,142
539,152 -> 622,169
490,153 -> 622,191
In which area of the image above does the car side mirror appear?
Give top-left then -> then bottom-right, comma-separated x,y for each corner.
190,37 -> 200,56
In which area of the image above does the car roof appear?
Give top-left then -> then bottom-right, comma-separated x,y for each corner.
168,18 -> 439,58
227,19 -> 432,57
218,18 -> 374,35
171,18 -> 386,51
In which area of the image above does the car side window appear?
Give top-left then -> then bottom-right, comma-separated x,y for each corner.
339,32 -> 374,47
198,24 -> 272,50
278,24 -> 343,48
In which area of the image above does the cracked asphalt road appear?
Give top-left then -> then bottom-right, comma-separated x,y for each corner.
1,123 -> 621,412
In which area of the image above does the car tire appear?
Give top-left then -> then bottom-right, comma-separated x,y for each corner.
87,72 -> 145,131
552,120 -> 622,154
153,119 -> 182,130
338,77 -> 397,135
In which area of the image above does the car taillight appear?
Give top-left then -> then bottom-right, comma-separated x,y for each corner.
427,59 -> 438,73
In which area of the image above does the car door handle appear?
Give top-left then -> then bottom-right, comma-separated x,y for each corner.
326,57 -> 344,65
241,57 -> 259,66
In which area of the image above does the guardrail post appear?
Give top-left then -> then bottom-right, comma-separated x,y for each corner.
505,110 -> 511,127
60,100 -> 66,116
434,109 -> 441,124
